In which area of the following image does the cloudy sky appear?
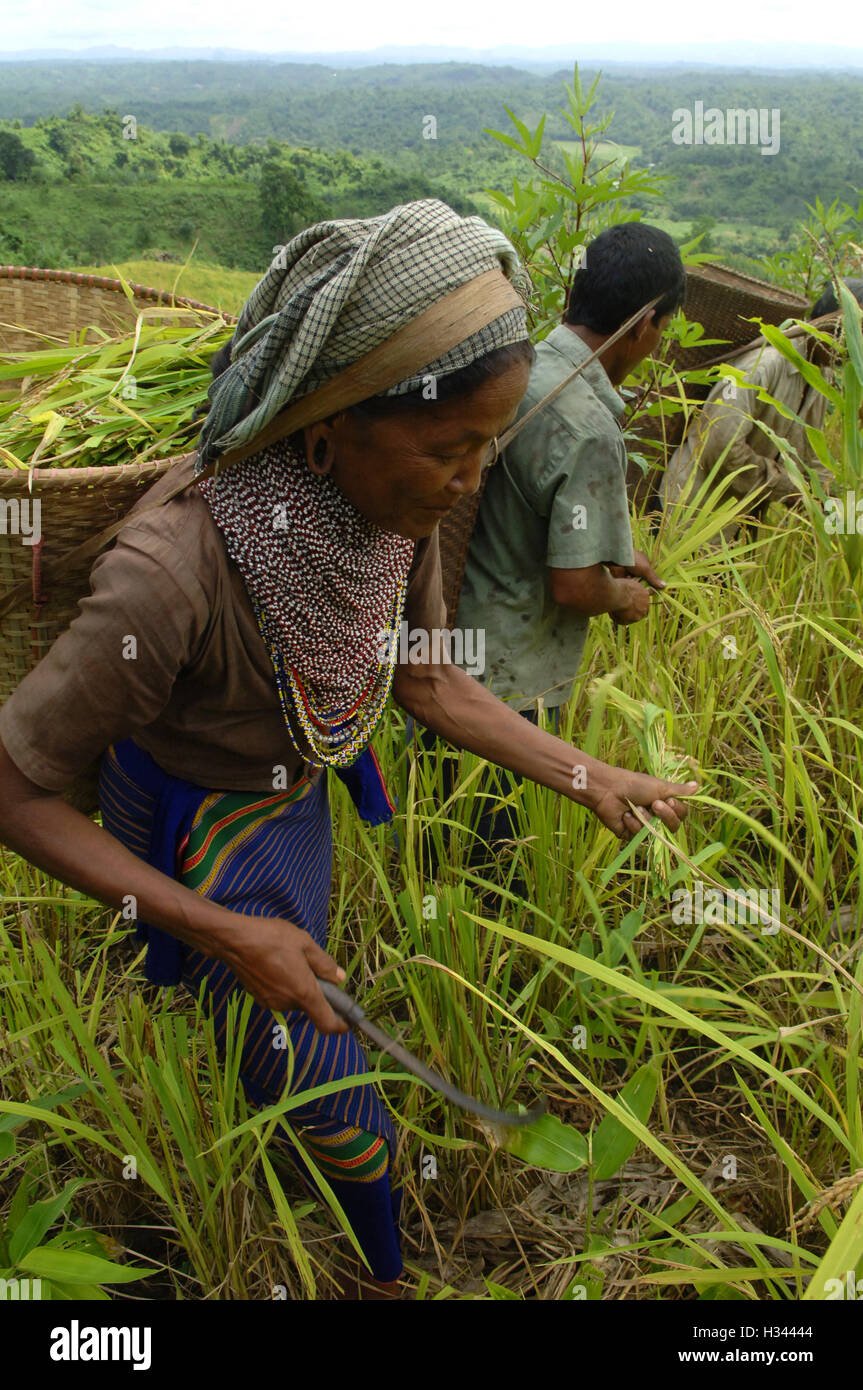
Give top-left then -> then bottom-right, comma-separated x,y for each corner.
2,0 -> 825,55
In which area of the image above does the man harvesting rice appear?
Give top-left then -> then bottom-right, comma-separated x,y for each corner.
659,277 -> 863,531
0,200 -> 696,1296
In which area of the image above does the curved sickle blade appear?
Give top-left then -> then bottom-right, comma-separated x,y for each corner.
319,980 -> 545,1128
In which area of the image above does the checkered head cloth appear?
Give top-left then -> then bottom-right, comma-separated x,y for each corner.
196,198 -> 530,467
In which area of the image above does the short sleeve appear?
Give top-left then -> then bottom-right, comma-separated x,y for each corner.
530,417 -> 634,571
0,529 -> 210,792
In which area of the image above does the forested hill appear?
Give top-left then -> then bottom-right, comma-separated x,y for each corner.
0,105 -> 490,267
0,61 -> 859,273
0,59 -> 860,228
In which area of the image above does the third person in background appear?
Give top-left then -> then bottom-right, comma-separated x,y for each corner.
659,277 -> 863,533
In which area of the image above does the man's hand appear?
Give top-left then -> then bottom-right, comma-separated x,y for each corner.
606,550 -> 665,625
629,550 -> 665,589
221,917 -> 350,1035
607,550 -> 666,588
585,765 -> 698,839
610,577 -> 652,625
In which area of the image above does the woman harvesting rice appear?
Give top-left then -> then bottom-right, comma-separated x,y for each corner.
0,200 -> 696,1296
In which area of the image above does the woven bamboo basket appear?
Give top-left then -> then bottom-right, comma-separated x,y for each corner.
675,262 -> 809,369
0,268 -> 236,811
438,484 -> 488,628
0,264 -> 233,353
0,455 -> 193,703
0,458 -> 190,811
639,262 -> 811,439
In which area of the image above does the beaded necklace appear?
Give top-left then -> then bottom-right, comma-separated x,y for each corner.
250,579 -> 407,767
199,438 -> 414,769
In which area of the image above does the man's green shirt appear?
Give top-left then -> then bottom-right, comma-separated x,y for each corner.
455,325 -> 635,711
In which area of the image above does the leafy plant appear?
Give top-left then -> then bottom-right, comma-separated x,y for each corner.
757,196 -> 863,300
0,1169 -> 149,1300
483,65 -> 667,337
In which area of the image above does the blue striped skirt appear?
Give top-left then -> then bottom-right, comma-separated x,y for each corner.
98,736 -> 403,1283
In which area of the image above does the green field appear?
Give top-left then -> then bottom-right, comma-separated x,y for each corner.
71,260 -> 260,317
555,139 -> 643,163
1,59 -> 861,1306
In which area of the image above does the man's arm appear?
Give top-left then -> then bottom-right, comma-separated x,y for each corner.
549,563 -> 649,622
549,550 -> 665,623
536,404 -> 666,623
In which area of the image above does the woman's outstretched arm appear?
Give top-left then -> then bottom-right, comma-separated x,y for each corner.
393,660 -> 697,840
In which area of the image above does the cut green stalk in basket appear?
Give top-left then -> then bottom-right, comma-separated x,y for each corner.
0,315 -> 234,473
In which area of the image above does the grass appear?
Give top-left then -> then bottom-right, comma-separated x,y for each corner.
554,139 -> 643,164
0,317 -> 234,472
2,324 -> 862,1301
69,261 -> 260,317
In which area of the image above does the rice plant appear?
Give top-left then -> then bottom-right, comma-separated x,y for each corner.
1,293 -> 862,1301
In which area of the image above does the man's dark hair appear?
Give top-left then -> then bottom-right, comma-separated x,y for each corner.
810,276 -> 863,319
564,223 -> 686,334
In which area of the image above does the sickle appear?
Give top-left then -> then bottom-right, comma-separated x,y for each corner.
318,980 -> 545,1128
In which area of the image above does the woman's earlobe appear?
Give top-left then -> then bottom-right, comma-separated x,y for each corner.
304,427 -> 335,475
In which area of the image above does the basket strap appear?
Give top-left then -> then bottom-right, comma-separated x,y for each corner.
0,269 -> 523,621
494,296 -> 661,454
676,309 -> 841,375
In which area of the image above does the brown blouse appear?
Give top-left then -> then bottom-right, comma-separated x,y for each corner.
0,453 -> 446,793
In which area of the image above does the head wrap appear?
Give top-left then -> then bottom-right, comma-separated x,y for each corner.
195,199 -> 530,776
196,198 -> 530,469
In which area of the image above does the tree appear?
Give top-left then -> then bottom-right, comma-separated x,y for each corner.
483,65 -> 665,336
258,160 -> 329,249
688,214 -> 717,253
0,131 -> 35,182
47,124 -> 73,158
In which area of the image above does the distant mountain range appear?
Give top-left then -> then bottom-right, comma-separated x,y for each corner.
2,42 -> 863,71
